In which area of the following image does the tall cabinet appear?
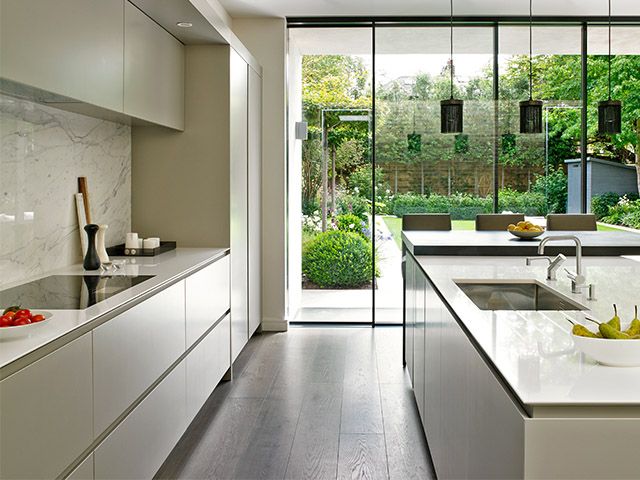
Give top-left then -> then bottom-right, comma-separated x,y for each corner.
131,45 -> 262,362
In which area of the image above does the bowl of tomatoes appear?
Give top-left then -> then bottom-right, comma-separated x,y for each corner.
0,307 -> 51,339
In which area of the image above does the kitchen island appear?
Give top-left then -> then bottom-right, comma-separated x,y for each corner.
403,229 -> 640,256
404,252 -> 640,479
0,248 -> 232,480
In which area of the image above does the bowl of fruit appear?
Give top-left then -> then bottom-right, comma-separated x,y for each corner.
569,305 -> 640,367
0,307 -> 51,340
507,221 -> 545,240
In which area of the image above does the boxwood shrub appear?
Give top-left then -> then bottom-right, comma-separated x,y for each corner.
302,230 -> 373,288
335,213 -> 367,238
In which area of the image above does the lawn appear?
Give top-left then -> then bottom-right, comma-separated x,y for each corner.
382,216 -> 624,249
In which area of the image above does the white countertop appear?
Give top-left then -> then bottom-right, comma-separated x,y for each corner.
416,254 -> 640,406
0,248 -> 228,373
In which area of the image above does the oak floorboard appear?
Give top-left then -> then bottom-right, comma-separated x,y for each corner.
337,434 -> 389,480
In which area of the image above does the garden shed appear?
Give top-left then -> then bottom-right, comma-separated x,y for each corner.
565,157 -> 639,213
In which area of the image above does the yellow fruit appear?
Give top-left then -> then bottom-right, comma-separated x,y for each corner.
507,224 -> 516,231
572,324 -> 599,338
517,221 -> 526,227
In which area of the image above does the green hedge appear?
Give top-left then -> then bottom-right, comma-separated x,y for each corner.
388,190 -> 547,219
335,213 -> 367,238
602,197 -> 640,229
302,230 -> 373,288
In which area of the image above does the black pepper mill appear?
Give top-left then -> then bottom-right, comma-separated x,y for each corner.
83,224 -> 101,270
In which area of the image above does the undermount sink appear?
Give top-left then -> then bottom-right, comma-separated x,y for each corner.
455,280 -> 586,311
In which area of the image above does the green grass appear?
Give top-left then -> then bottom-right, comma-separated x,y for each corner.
382,216 -> 625,249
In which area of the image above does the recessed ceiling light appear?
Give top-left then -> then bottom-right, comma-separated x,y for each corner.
176,22 -> 193,28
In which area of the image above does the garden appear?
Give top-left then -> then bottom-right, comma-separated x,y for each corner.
299,52 -> 640,290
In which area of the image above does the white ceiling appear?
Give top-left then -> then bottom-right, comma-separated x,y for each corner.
219,0 -> 640,19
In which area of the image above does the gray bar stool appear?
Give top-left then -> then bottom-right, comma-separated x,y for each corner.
475,213 -> 524,231
546,214 -> 597,231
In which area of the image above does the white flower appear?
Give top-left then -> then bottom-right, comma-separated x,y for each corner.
349,223 -> 355,229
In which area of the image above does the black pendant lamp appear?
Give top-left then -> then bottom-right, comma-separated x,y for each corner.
441,0 -> 463,134
598,0 -> 622,135
520,0 -> 543,134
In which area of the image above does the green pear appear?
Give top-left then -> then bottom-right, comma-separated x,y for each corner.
606,304 -> 621,331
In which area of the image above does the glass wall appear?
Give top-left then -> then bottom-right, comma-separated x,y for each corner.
287,21 -> 640,325
498,26 -> 582,216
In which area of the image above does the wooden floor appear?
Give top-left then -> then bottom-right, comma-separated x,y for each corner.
156,326 -> 436,480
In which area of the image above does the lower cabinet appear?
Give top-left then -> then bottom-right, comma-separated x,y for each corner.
186,315 -> 231,421
404,256 -> 415,386
0,334 -> 93,480
407,254 -> 525,479
94,361 -> 187,480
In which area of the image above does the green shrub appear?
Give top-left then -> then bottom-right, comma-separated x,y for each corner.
592,192 -> 639,220
337,194 -> 369,221
531,168 -> 568,214
602,196 -> 640,229
498,189 -> 547,216
302,230 -> 373,288
335,213 -> 367,237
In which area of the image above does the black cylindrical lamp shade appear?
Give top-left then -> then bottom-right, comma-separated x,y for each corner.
598,100 -> 622,135
441,98 -> 463,134
519,99 -> 543,134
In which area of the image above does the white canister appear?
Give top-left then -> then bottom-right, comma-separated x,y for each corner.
96,224 -> 110,264
125,233 -> 139,249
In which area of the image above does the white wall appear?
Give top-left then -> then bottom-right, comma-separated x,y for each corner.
232,18 -> 287,331
0,94 -> 131,288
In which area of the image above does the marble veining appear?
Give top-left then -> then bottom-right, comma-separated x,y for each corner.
0,94 -> 131,288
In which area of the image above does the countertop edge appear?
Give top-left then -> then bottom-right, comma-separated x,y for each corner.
0,249 -> 229,380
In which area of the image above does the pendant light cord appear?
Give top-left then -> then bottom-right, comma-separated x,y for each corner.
529,0 -> 533,100
450,0 -> 454,99
608,0 -> 612,100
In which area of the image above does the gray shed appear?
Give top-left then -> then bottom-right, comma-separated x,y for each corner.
565,157 -> 639,213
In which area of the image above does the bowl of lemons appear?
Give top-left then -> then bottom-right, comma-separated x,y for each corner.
507,221 -> 545,239
570,305 -> 640,367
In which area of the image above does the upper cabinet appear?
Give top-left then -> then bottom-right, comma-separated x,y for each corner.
124,1 -> 185,130
0,0 -> 124,112
0,0 -> 185,130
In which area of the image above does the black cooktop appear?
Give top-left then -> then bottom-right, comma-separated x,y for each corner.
0,275 -> 155,310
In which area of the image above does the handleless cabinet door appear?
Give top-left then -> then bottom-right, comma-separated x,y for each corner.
93,281 -> 186,436
185,256 -> 230,347
124,1 -> 185,130
186,314 -> 231,421
0,0 -> 124,111
0,334 -> 93,479
413,266 -> 426,421
94,361 -> 187,480
247,67 -> 262,336
405,257 -> 415,385
230,48 -> 249,362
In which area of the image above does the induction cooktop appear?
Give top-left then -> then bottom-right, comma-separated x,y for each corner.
0,275 -> 155,310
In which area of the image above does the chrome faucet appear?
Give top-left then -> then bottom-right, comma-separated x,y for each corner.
536,235 -> 595,299
526,253 -> 566,280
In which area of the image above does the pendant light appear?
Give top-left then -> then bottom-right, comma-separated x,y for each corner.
598,0 -> 622,135
408,99 -> 422,153
520,0 -> 543,134
441,0 -> 463,134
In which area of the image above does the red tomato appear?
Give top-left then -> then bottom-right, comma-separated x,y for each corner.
0,315 -> 14,327
14,317 -> 31,326
31,314 -> 46,323
4,311 -> 16,319
15,309 -> 31,318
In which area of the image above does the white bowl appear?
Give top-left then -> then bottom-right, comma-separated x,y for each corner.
0,311 -> 52,340
572,334 -> 640,367
508,229 -> 544,240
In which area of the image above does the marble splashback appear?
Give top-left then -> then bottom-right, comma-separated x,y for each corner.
0,94 -> 131,288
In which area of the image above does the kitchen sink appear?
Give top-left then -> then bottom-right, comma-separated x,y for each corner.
454,280 -> 586,311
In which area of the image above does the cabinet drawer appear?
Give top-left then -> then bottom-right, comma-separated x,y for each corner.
93,281 -> 185,436
186,314 -> 231,421
94,362 -> 187,480
185,256 -> 230,347
0,334 -> 93,479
